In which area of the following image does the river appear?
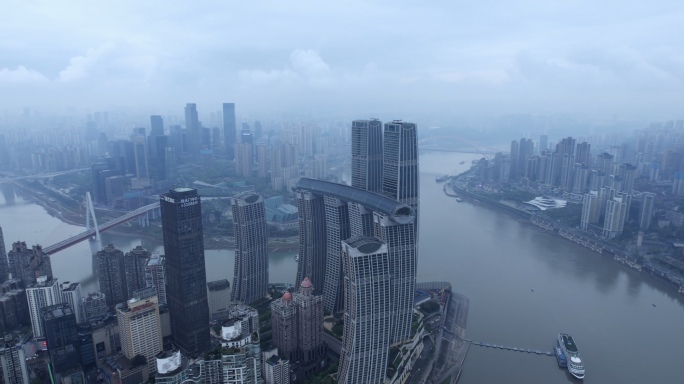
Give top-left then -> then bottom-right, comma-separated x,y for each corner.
2,152 -> 684,383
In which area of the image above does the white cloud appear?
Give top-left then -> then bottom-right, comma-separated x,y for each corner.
57,44 -> 113,82
0,66 -> 48,83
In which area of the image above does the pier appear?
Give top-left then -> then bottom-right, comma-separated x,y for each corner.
462,339 -> 555,356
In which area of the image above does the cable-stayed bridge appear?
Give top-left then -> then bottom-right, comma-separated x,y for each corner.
41,192 -> 160,256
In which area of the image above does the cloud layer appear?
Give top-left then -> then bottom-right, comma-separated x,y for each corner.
1,0 -> 683,119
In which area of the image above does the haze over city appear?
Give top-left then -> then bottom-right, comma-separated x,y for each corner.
2,1 -> 684,119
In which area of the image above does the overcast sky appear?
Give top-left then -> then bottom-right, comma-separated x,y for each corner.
1,1 -> 683,120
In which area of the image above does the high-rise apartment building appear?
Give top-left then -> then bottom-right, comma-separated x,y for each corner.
351,119 -> 383,193
293,277 -> 324,366
61,281 -> 85,324
0,338 -> 30,384
96,244 -> 126,307
294,191 -> 326,294
160,187 -> 210,355
603,193 -> 631,239
7,242 -> 52,286
223,103 -> 236,160
117,288 -> 163,378
338,236 -> 392,384
145,254 -> 167,306
124,245 -> 150,300
231,192 -> 269,304
581,191 -> 600,231
236,142 -> 253,177
270,292 -> 298,358
382,121 -> 419,212
150,115 -> 164,137
82,292 -> 108,322
26,276 -> 61,338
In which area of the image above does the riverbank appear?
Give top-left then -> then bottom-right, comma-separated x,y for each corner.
445,172 -> 684,294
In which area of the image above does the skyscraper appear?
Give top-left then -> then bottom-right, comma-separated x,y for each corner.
223,103 -> 236,160
383,121 -> 419,212
581,191 -> 600,231
160,187 -> 210,355
8,242 -> 52,286
374,210 -> 417,344
42,303 -> 81,375
351,119 -> 383,193
294,190 -> 326,294
293,277 -> 324,366
338,236 -> 392,384
0,226 -> 7,284
270,292 -> 298,359
116,288 -> 163,378
640,192 -> 655,230
231,192 -> 269,304
322,196 -> 349,314
185,103 -> 200,154
150,115 -> 164,137
603,193 -> 631,239
96,244 -> 126,307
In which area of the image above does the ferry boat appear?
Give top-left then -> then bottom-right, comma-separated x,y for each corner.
435,175 -> 449,183
558,333 -> 585,379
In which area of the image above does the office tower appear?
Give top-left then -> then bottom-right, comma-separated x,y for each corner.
132,133 -> 149,179
640,192 -> 655,230
26,276 -> 61,338
375,209 -> 417,344
117,288 -> 163,378
351,119 -> 383,192
42,303 -> 81,375
322,196 -> 349,314
0,338 -> 30,384
264,351 -> 290,384
223,103 -> 236,160
603,193 -> 631,239
581,191 -> 600,231
294,191 -> 326,293
61,281 -> 85,324
145,254 -> 167,306
185,103 -> 200,154
7,242 -> 52,285
124,245 -> 150,300
165,147 -> 178,182
207,280 -> 231,320
270,292 -> 298,359
236,142 -> 253,177
231,192 -> 269,304
383,121 -> 419,213
82,292 -> 108,322
518,138 -> 534,179
160,187 -> 210,355
97,244 -> 126,307
509,140 -> 519,179
0,226 -> 7,283
338,236 -> 392,384
150,115 -> 164,136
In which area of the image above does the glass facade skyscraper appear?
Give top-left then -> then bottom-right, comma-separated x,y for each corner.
231,192 -> 269,304
294,190 -> 327,295
351,119 -> 383,193
223,103 -> 236,160
338,236 -> 392,384
160,187 -> 210,355
382,121 -> 419,212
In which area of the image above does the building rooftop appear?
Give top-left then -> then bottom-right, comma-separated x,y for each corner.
42,303 -> 73,320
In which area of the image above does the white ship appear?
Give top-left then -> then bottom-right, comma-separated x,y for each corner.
558,333 -> 585,379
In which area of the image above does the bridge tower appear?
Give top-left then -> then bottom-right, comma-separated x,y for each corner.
85,192 -> 102,254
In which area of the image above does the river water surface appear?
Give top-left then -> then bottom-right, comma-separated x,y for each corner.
1,152 -> 683,383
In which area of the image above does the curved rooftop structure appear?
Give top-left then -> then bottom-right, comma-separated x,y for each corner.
295,178 -> 415,224
233,192 -> 263,205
